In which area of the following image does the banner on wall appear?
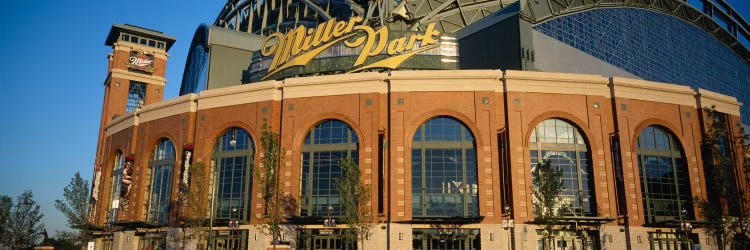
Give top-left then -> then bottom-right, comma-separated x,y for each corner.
119,154 -> 135,210
179,144 -> 194,194
90,164 -> 102,205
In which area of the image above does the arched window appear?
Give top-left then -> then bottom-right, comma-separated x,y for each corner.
109,151 -> 125,222
213,128 -> 254,221
301,120 -> 359,217
530,118 -> 595,216
412,117 -> 479,217
637,126 -> 692,223
147,139 -> 175,225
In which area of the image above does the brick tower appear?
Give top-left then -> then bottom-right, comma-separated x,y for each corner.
91,24 -> 174,225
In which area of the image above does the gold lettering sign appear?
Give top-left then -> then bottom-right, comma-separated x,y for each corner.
260,17 -> 441,79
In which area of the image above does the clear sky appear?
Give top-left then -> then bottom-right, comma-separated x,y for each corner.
0,0 -> 217,236
0,0 -> 748,238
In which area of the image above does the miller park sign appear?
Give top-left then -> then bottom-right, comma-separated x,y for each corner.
248,17 -> 457,81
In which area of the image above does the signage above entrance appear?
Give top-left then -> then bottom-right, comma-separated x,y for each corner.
256,17 -> 446,80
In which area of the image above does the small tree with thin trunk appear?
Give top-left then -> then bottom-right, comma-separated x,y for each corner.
697,107 -> 750,249
178,161 -> 210,249
336,157 -> 374,249
54,172 -> 90,248
8,190 -> 45,250
532,160 -> 568,250
255,120 -> 286,248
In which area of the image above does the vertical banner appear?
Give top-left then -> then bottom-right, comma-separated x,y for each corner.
89,164 -> 102,220
180,144 -> 194,194
90,164 -> 102,205
121,154 -> 135,210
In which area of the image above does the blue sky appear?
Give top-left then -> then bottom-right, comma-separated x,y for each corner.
0,0 -> 217,235
0,0 -> 748,237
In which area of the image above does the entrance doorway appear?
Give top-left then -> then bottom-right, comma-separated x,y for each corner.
648,231 -> 698,250
536,229 -> 599,250
412,228 -> 481,250
138,232 -> 166,250
208,229 -> 247,250
297,229 -> 357,250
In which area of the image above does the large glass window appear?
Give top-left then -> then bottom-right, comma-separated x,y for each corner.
109,151 -> 125,222
147,139 -> 175,225
530,119 -> 595,216
637,126 -> 692,224
213,128 -> 254,221
412,117 -> 479,217
126,81 -> 146,112
301,120 -> 359,217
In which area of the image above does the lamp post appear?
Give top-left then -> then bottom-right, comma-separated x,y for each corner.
207,161 -> 217,250
324,205 -> 336,228
502,205 -> 514,250
229,207 -> 240,228
679,209 -> 692,249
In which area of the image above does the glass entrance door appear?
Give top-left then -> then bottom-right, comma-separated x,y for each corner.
648,232 -> 697,250
297,229 -> 357,250
536,229 -> 599,250
209,230 -> 247,250
412,228 -> 481,250
138,232 -> 166,250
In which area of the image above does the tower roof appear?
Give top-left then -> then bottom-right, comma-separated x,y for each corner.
105,24 -> 176,51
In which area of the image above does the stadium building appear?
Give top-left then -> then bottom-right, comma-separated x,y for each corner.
88,0 -> 750,249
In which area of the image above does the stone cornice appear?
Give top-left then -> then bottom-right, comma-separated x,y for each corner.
697,88 -> 742,116
612,77 -> 696,108
139,94 -> 198,123
282,72 -> 388,98
504,70 -> 610,98
110,68 -> 167,86
389,70 -> 502,92
106,112 -> 138,137
197,80 -> 281,110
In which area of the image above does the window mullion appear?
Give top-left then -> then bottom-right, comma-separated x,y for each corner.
460,126 -> 468,216
419,127 -> 427,216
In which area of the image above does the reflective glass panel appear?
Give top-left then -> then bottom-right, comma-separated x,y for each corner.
412,117 -> 479,217
637,126 -> 692,223
213,128 -> 254,221
300,120 -> 359,217
530,119 -> 595,216
109,152 -> 124,222
147,139 -> 175,224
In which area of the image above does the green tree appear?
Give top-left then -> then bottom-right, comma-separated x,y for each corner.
8,190 -> 45,249
697,107 -> 750,249
178,161 -> 211,249
0,195 -> 12,246
336,157 -> 374,250
54,172 -> 90,247
255,120 -> 287,248
532,160 -> 568,250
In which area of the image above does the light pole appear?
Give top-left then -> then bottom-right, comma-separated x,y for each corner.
207,161 -> 217,250
502,205 -> 514,250
679,209 -> 692,249
229,207 -> 240,228
324,206 -> 336,227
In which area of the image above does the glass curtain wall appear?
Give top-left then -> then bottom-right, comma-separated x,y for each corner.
529,118 -> 595,216
636,126 -> 692,223
126,81 -> 147,112
147,139 -> 175,225
300,120 -> 359,217
109,151 -> 125,222
213,128 -> 255,222
411,116 -> 479,217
